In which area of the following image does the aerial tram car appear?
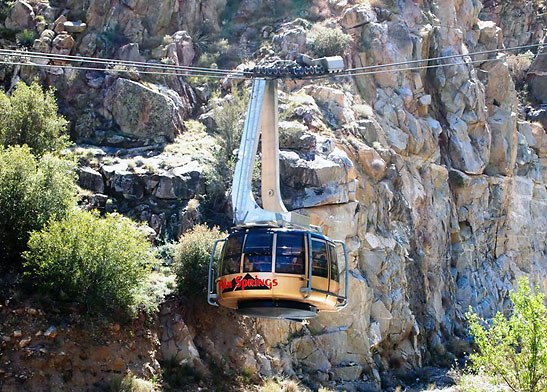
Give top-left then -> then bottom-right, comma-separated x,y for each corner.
207,55 -> 349,321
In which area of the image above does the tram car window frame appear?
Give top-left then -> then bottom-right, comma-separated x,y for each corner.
328,243 -> 339,282
242,231 -> 274,272
275,232 -> 305,275
221,232 -> 245,275
311,239 -> 329,278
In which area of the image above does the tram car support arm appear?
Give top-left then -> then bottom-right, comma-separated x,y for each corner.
207,237 -> 227,306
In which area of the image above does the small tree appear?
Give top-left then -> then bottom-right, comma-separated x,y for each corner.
0,81 -> 69,156
23,210 -> 157,316
467,277 -> 547,392
173,224 -> 223,299
0,145 -> 77,266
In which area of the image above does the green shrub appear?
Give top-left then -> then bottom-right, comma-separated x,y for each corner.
23,210 -> 157,316
16,29 -> 36,47
213,86 -> 248,164
173,224 -> 223,299
0,145 -> 77,266
311,27 -> 352,57
201,87 -> 249,210
466,277 -> 547,392
0,81 -> 70,156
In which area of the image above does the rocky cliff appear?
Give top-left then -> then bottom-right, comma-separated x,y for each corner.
0,0 -> 546,390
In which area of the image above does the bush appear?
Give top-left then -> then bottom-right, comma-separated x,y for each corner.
201,87 -> 249,210
0,81 -> 69,156
23,210 -> 157,316
16,29 -> 36,47
310,27 -> 352,57
173,224 -> 223,299
213,86 -> 249,164
466,277 -> 547,392
0,145 -> 77,266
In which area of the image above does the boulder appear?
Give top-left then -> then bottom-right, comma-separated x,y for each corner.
279,120 -> 316,154
291,335 -> 330,371
480,59 -> 518,112
477,20 -> 503,51
160,313 -> 200,363
356,143 -> 387,183
340,4 -> 377,29
101,163 -> 144,200
272,19 -> 309,59
5,1 -> 35,32
527,105 -> 547,130
117,43 -> 145,63
148,162 -> 202,200
78,167 -> 105,193
63,21 -> 87,33
171,31 -> 195,66
280,149 -> 353,209
333,364 -> 363,381
51,33 -> 75,55
103,78 -> 186,144
303,86 -> 355,125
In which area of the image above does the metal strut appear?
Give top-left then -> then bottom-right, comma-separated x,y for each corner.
232,78 -> 308,227
232,55 -> 344,228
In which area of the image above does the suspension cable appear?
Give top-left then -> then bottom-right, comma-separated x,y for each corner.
329,52 -> 547,79
0,59 -> 239,78
343,43 -> 544,74
0,42 -> 543,80
0,48 -> 244,77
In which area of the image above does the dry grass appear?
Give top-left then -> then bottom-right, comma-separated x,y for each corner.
110,371 -> 156,392
164,120 -> 217,163
257,378 -> 307,392
454,373 -> 510,392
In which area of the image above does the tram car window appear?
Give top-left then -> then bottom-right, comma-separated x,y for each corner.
243,231 -> 274,272
275,232 -> 305,274
328,243 -> 339,282
222,232 -> 245,275
311,240 -> 329,278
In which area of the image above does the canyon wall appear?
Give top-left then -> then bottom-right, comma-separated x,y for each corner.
0,0 -> 545,390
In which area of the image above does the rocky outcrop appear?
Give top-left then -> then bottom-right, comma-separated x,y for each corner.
4,1 -> 35,32
528,45 -> 547,104
103,78 -> 186,144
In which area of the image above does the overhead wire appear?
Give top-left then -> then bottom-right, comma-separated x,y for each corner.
331,51 -> 547,78
0,41 -> 544,79
0,48 -> 244,76
342,43 -> 544,74
0,59 -> 234,78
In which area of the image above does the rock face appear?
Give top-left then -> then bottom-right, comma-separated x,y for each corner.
5,1 -> 35,31
528,45 -> 547,104
103,78 -> 186,144
1,0 -> 546,390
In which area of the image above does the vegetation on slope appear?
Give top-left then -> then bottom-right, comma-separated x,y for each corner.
0,145 -> 77,266
466,277 -> 547,392
23,210 -> 158,316
0,81 -> 69,156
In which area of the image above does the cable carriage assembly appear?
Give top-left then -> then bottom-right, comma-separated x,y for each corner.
207,55 -> 349,322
